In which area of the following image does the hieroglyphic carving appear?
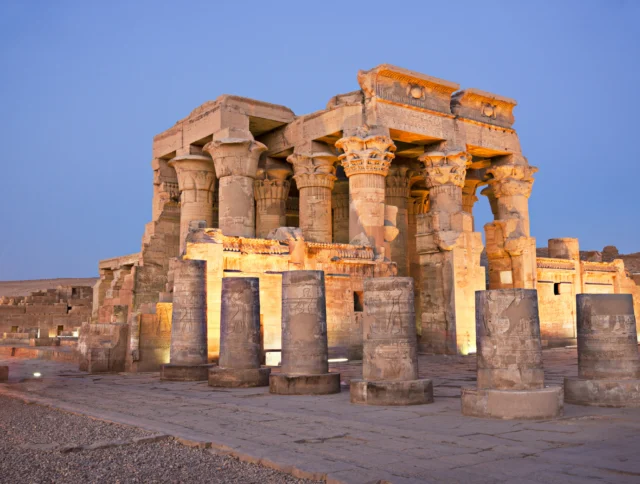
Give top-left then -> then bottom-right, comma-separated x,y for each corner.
362,278 -> 418,382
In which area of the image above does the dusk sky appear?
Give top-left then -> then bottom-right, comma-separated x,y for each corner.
1,0 -> 638,280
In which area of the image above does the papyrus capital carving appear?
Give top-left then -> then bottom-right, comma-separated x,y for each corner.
418,150 -> 470,189
487,164 -> 538,198
336,135 -> 396,177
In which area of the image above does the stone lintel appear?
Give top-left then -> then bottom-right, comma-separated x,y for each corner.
358,64 -> 459,115
451,88 -> 517,129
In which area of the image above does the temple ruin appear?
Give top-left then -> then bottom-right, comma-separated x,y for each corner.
75,64 -> 640,372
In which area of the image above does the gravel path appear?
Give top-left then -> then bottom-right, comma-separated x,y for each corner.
0,395 -> 320,483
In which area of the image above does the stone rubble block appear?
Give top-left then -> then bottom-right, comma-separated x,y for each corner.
461,289 -> 563,419
209,277 -> 270,388
269,271 -> 340,395
0,365 -> 8,382
565,294 -> 640,407
350,277 -> 433,405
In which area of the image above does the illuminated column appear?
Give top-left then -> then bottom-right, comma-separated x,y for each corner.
484,160 -> 538,290
203,133 -> 267,237
331,176 -> 350,243
416,150 -> 485,355
336,134 -> 396,252
254,159 -> 292,238
168,155 -> 216,253
161,259 -> 211,381
408,189 -> 429,334
385,165 -> 411,276
287,152 -> 337,243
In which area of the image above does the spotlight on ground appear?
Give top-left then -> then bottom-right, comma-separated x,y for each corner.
328,358 -> 348,363
33,372 -> 42,378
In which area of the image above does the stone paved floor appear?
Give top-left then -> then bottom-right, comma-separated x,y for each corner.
2,349 -> 640,483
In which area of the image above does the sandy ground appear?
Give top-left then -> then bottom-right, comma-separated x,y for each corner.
0,278 -> 98,297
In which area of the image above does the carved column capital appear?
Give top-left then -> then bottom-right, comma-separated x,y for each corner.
335,135 -> 396,177
385,165 -> 411,198
287,152 -> 338,190
487,164 -> 538,198
168,155 -> 216,203
418,150 -> 470,189
203,136 -> 267,179
253,178 -> 291,201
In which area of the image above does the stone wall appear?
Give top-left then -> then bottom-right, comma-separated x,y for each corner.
0,285 -> 92,340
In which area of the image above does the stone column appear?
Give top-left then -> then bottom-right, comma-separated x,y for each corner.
161,259 -> 211,381
351,277 -> 433,405
332,177 -> 350,244
168,155 -> 216,253
462,179 -> 480,230
269,271 -> 341,395
408,190 -> 429,335
336,134 -> 396,251
565,294 -> 640,407
461,289 -> 563,419
385,166 -> 411,276
254,159 -> 292,238
203,132 -> 267,238
484,161 -> 538,290
416,150 -> 485,355
209,278 -> 271,387
286,152 -> 337,243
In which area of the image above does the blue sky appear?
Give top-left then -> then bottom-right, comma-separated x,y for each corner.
0,0 -> 638,279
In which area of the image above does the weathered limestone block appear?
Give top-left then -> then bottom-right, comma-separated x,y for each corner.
168,154 -> 216,253
209,278 -> 270,387
336,132 -> 396,252
416,150 -> 485,355
351,278 -> 433,405
203,131 -> 267,237
565,294 -> 640,407
548,238 -> 580,261
161,259 -> 211,381
450,88 -> 517,129
78,322 -> 128,373
0,366 -> 8,382
287,152 -> 337,243
461,289 -> 564,419
270,271 -> 340,395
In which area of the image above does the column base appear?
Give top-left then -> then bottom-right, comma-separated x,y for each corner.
269,373 -> 341,395
461,386 -> 563,419
208,367 -> 271,388
564,377 -> 640,407
160,364 -> 213,382
350,379 -> 433,406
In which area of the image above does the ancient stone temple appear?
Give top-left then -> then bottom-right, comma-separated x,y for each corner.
87,64 -> 640,372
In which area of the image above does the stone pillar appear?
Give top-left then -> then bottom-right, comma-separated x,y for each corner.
416,150 -> 485,355
332,177 -> 350,244
269,271 -> 341,395
351,277 -> 433,405
254,159 -> 292,238
203,132 -> 267,238
168,155 -> 216,253
161,259 -> 211,381
336,134 -> 396,251
462,179 -> 480,230
408,190 -> 429,335
565,294 -> 640,407
286,152 -> 337,242
461,289 -> 563,419
484,161 -> 538,290
385,166 -> 411,276
209,278 -> 271,387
